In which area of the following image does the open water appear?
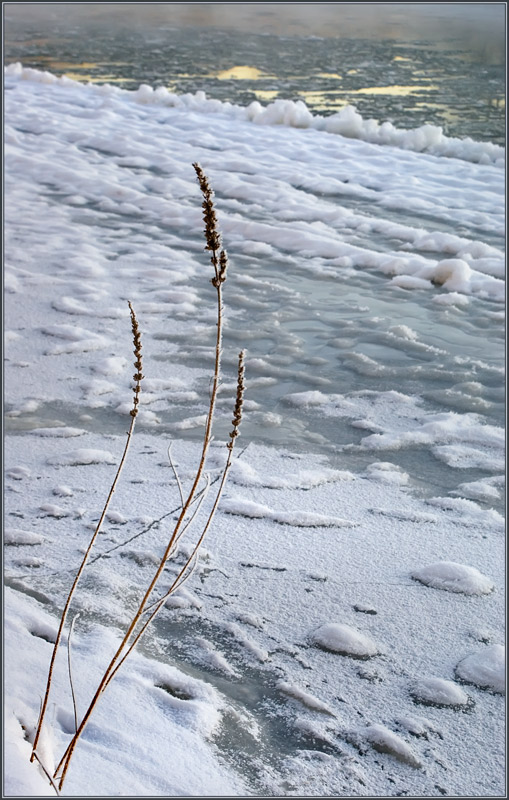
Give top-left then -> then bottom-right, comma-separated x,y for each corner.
4,3 -> 505,143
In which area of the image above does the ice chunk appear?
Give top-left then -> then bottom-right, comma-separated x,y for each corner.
362,724 -> 422,768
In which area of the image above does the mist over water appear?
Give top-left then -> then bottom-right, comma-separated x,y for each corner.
4,2 -> 506,53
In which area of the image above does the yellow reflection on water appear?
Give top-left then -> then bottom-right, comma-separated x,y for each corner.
6,37 -> 56,47
253,90 -> 280,102
49,61 -> 101,69
414,101 -> 461,124
215,65 -> 272,80
316,72 -> 342,80
298,91 -> 350,111
64,73 -> 131,83
348,84 -> 439,96
393,56 -> 412,62
31,56 -> 130,68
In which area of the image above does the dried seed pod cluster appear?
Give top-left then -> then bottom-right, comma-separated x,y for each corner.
128,301 -> 144,418
228,350 -> 246,450
193,161 -> 229,287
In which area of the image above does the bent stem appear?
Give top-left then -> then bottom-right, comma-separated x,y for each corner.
55,165 -> 240,790
31,301 -> 143,763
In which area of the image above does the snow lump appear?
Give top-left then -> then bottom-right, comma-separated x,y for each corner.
361,724 -> 422,768
410,677 -> 470,708
411,561 -> 494,595
310,623 -> 379,659
455,645 -> 505,694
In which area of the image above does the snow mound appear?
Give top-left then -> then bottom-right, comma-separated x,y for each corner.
39,504 -> 69,518
310,623 -> 379,659
362,724 -> 422,768
6,466 -> 31,480
222,498 -> 356,528
276,681 -> 336,716
410,677 -> 470,707
47,448 -> 117,466
29,427 -> 86,437
4,528 -> 44,546
411,561 -> 494,595
230,460 -> 354,490
455,645 -> 505,694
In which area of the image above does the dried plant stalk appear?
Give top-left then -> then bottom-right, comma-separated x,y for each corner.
30,302 -> 143,765
101,350 -> 246,687
54,165 -> 245,790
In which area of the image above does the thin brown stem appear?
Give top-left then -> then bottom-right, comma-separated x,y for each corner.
55,164 -> 228,789
32,301 -> 143,763
67,613 -> 80,734
55,167 -> 244,791
32,390 -> 138,761
32,751 -> 61,796
104,380 -> 244,690
57,285 -> 224,789
104,351 -> 246,689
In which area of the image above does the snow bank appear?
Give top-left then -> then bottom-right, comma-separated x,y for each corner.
221,498 -> 357,528
46,448 -> 117,466
4,63 -> 504,166
276,681 -> 336,716
4,528 -> 44,546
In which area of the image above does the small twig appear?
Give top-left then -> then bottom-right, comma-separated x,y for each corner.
167,442 -> 185,509
32,751 -> 61,797
66,613 -> 80,734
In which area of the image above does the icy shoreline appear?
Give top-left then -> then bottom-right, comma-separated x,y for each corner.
5,62 -> 505,166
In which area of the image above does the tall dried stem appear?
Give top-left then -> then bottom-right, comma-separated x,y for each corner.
54,165 -> 244,790
30,301 -> 143,763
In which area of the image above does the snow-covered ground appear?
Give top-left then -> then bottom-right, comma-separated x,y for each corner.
4,65 -> 505,797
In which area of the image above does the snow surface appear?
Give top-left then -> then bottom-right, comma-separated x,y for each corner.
4,64 -> 505,797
